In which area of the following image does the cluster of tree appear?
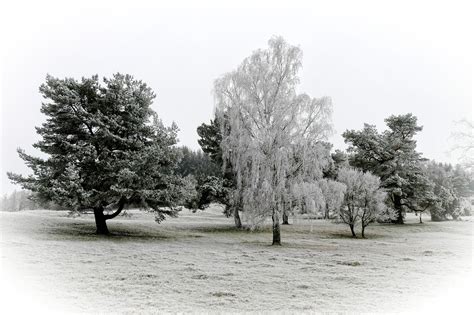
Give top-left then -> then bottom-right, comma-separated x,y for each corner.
191,37 -> 400,241
423,161 -> 473,220
7,36 -> 473,244
175,146 -> 220,180
2,190 -> 36,211
342,114 -> 434,224
0,190 -> 65,211
191,38 -> 473,240
174,145 -> 231,212
343,115 -> 473,224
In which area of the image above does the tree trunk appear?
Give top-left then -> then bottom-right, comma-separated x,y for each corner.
234,207 -> 242,229
272,211 -> 281,245
392,194 -> 404,224
349,224 -> 356,238
282,211 -> 289,225
93,207 -> 109,235
93,198 -> 126,235
419,212 -> 423,224
361,225 -> 366,238
324,204 -> 329,219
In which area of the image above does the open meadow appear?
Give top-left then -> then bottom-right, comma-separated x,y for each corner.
1,206 -> 472,314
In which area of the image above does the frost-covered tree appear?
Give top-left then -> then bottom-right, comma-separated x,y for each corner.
324,149 -> 350,180
283,142 -> 333,223
0,194 -> 7,211
424,161 -> 473,221
214,36 -> 333,245
337,168 -> 361,237
318,178 -> 346,219
175,146 -> 224,211
343,114 -> 432,224
0,190 -> 34,211
0,189 -> 63,211
357,175 -> 387,238
8,74 -> 190,234
337,168 -> 387,238
451,119 -> 474,171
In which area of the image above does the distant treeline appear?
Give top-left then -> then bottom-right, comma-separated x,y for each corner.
3,146 -> 473,220
175,144 -> 474,221
0,190 -> 63,211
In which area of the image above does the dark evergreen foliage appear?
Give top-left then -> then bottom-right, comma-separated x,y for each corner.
343,113 -> 434,223
175,145 -> 228,210
196,118 -> 242,227
7,74 -> 190,234
175,146 -> 220,180
197,117 -> 223,165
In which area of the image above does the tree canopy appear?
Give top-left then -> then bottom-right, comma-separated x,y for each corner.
424,161 -> 473,221
196,117 -> 244,226
214,36 -> 333,244
8,74 -> 190,234
337,168 -> 387,237
174,145 -> 228,211
343,114 -> 432,224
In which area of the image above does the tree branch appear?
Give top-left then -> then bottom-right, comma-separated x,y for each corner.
104,196 -> 127,220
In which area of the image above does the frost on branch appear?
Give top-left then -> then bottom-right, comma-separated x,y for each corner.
214,36 -> 333,244
318,178 -> 346,219
7,74 -> 189,234
336,168 -> 387,238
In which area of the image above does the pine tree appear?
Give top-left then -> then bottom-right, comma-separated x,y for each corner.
197,118 -> 224,166
343,114 -> 432,224
196,117 -> 243,227
8,74 -> 189,234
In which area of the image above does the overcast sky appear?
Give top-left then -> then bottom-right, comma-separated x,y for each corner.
1,0 -> 472,195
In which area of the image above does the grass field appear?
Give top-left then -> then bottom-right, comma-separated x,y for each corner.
1,206 -> 472,314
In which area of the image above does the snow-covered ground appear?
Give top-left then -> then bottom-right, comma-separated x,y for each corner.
1,206 -> 472,314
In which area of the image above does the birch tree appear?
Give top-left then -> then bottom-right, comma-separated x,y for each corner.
214,36 -> 333,245
451,119 -> 474,171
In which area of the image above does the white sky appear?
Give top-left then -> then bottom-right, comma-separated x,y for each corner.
1,0 -> 472,195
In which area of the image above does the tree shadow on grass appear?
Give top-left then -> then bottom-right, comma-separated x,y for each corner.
42,221 -> 178,242
323,232 -> 387,240
187,224 -> 270,234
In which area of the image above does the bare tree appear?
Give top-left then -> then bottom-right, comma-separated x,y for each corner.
214,36 -> 333,245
